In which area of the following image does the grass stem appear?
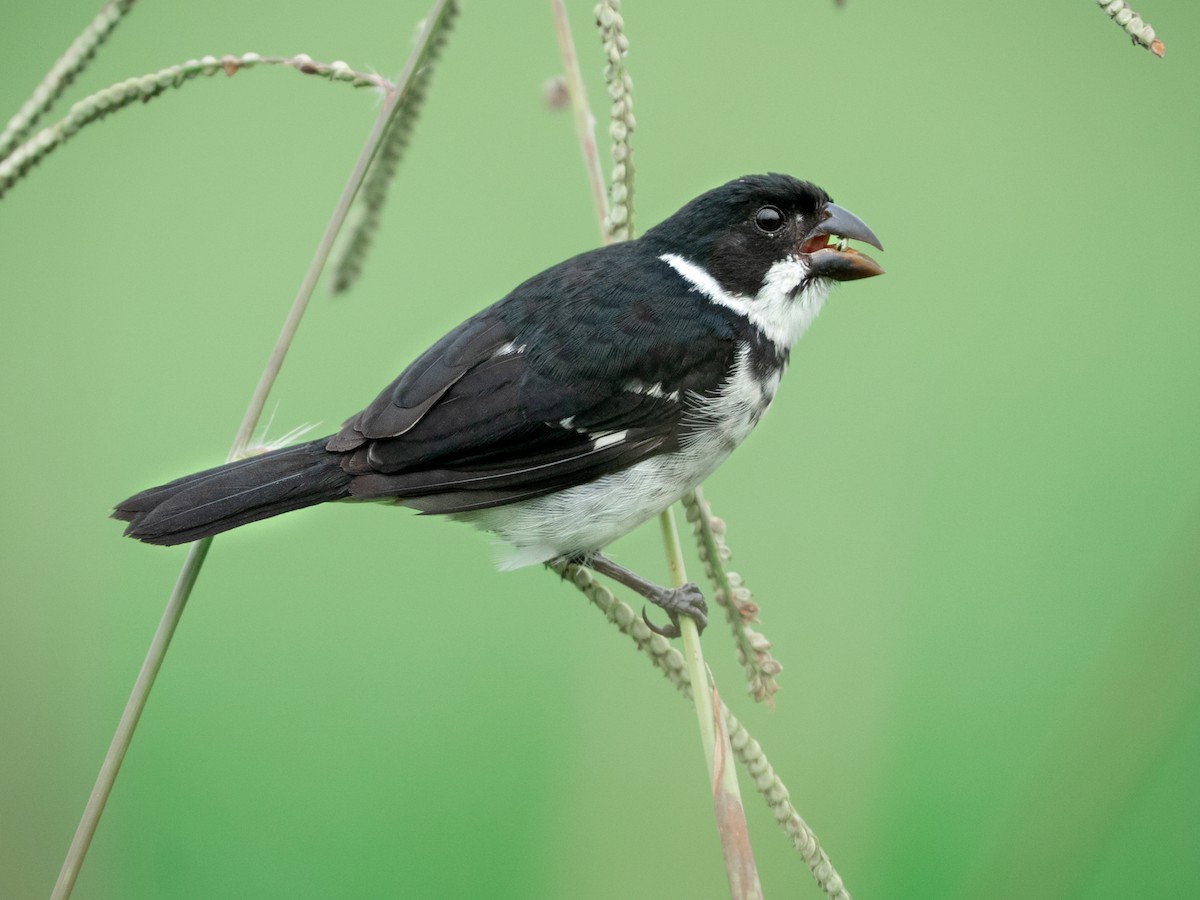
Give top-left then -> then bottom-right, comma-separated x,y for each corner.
48,4 -> 457,895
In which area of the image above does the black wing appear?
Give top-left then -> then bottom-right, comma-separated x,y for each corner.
325,242 -> 741,514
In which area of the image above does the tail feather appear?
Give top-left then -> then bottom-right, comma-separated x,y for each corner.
114,438 -> 351,545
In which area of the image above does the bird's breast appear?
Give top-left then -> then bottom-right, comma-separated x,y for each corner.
471,341 -> 786,569
683,341 -> 782,454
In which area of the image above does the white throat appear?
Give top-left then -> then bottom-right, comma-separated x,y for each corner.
659,252 -> 831,350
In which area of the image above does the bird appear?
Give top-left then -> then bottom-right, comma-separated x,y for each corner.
114,173 -> 884,636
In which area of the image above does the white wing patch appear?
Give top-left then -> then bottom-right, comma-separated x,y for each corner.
659,252 -> 832,350
590,430 -> 628,450
623,379 -> 680,402
492,341 -> 527,357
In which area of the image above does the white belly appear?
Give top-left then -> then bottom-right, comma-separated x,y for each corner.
459,344 -> 780,569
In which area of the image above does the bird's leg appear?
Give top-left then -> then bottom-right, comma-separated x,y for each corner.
582,552 -> 708,638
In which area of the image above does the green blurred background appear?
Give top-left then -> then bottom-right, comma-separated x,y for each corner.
2,2 -> 1198,897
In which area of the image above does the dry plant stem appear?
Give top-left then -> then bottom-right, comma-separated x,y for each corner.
594,0 -> 635,240
661,510 -> 763,900
551,3 -> 760,892
683,488 -> 782,703
0,0 -> 135,161
724,708 -> 851,900
49,5 -> 457,897
710,686 -> 764,900
233,4 -> 457,452
0,54 -> 395,201
658,508 -> 713,756
549,0 -> 608,239
50,540 -> 209,900
557,564 -> 851,899
332,3 -> 458,294
551,4 -> 849,892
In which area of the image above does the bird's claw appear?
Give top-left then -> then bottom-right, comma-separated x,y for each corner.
642,607 -> 682,638
642,583 -> 708,638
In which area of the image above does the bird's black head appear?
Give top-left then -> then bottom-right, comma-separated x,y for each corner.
642,173 -> 883,297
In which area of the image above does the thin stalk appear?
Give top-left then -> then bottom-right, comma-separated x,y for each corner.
557,561 -> 850,898
593,0 -> 634,241
549,0 -> 608,240
661,510 -> 763,900
683,488 -> 782,703
0,54 -> 394,202
659,509 -> 712,754
331,4 -> 457,294
50,541 -> 209,900
0,0 -> 135,161
50,3 -> 456,896
232,1 -> 456,451
551,4 -> 760,893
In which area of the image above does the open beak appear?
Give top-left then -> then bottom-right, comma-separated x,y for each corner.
800,203 -> 885,281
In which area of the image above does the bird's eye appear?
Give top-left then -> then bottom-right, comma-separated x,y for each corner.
754,205 -> 785,234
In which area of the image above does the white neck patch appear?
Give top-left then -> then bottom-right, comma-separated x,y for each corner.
659,252 -> 831,350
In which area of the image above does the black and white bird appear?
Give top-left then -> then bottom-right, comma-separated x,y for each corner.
115,174 -> 883,635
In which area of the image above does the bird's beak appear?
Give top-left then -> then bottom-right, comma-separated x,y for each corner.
799,203 -> 885,281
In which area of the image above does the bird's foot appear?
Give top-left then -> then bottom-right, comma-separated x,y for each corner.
571,551 -> 708,640
642,583 -> 708,638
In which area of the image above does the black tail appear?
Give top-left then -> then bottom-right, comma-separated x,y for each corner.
114,438 -> 351,546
